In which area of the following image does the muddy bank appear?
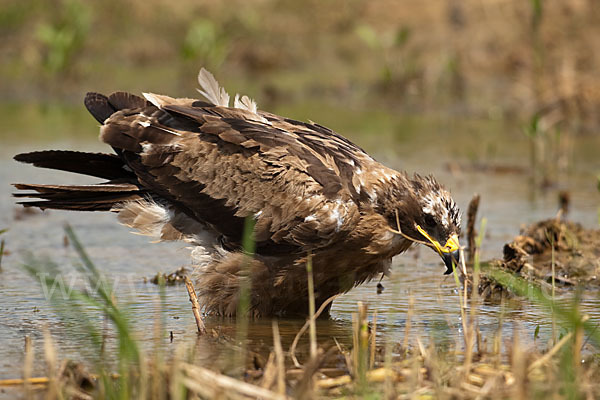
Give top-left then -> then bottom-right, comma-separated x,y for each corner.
480,218 -> 600,299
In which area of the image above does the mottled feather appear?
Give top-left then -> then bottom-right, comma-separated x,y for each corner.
13,68 -> 461,317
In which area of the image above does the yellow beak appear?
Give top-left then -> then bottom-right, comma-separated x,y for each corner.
415,225 -> 460,256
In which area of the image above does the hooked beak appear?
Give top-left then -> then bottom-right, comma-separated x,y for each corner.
415,225 -> 460,274
442,249 -> 460,275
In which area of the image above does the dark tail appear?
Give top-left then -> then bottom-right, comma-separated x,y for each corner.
14,150 -> 129,180
14,91 -> 158,211
13,150 -> 144,211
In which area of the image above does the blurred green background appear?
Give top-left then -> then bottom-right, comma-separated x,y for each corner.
1,1 -> 600,385
1,0 -> 599,165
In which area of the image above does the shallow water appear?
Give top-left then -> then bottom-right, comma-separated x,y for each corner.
1,111 -> 599,381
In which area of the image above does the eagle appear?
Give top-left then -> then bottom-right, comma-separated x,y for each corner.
13,69 -> 461,317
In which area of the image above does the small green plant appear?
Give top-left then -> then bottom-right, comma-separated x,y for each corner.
181,18 -> 230,68
487,268 -> 600,347
354,23 -> 417,88
530,0 -> 543,32
24,225 -> 147,398
35,0 -> 91,75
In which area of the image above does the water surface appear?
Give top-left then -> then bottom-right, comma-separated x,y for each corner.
1,110 -> 599,381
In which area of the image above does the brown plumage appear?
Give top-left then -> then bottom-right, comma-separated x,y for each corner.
13,68 -> 461,317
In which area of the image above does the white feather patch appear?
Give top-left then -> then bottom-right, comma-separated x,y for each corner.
197,68 -> 230,107
422,193 -> 451,228
234,93 -> 258,113
152,124 -> 181,136
142,92 -> 162,108
304,214 -> 317,222
233,93 -> 269,123
116,200 -> 170,238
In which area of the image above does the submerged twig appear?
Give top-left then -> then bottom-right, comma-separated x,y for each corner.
306,253 -> 317,360
184,276 -> 206,335
290,294 -> 339,368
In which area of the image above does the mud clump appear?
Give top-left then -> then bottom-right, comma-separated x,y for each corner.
480,219 -> 600,299
144,266 -> 189,285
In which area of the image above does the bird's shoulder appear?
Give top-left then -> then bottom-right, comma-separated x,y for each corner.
97,71 -> 405,251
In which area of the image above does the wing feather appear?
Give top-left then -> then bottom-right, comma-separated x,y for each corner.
99,94 -> 387,253
197,68 -> 230,107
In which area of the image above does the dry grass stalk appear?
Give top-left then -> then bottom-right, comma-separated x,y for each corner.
180,376 -> 221,399
289,294 -> 338,368
182,362 -> 288,400
369,310 -> 377,369
511,328 -> 527,400
183,276 -> 206,335
350,301 -> 369,384
402,294 -> 414,352
0,377 -> 50,386
168,345 -> 186,400
351,312 -> 358,376
527,331 -> 573,372
305,253 -> 317,360
260,352 -> 277,391
574,314 -> 586,380
464,243 -> 483,377
23,335 -> 33,398
316,367 -> 398,389
466,194 -> 481,264
550,231 -> 557,345
294,347 -> 337,399
152,297 -> 165,400
272,320 -> 286,396
138,349 -> 148,400
462,254 -> 475,378
453,258 -> 470,362
42,326 -> 61,400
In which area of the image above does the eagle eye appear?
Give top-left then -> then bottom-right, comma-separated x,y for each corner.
424,214 -> 436,228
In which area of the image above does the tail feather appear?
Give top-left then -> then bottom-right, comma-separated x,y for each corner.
84,92 -> 115,123
15,90 -> 168,212
13,149 -> 143,212
84,91 -> 148,124
107,91 -> 148,110
13,150 -> 131,180
13,183 -> 143,211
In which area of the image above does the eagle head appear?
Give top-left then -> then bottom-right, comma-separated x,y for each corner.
390,175 -> 462,274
